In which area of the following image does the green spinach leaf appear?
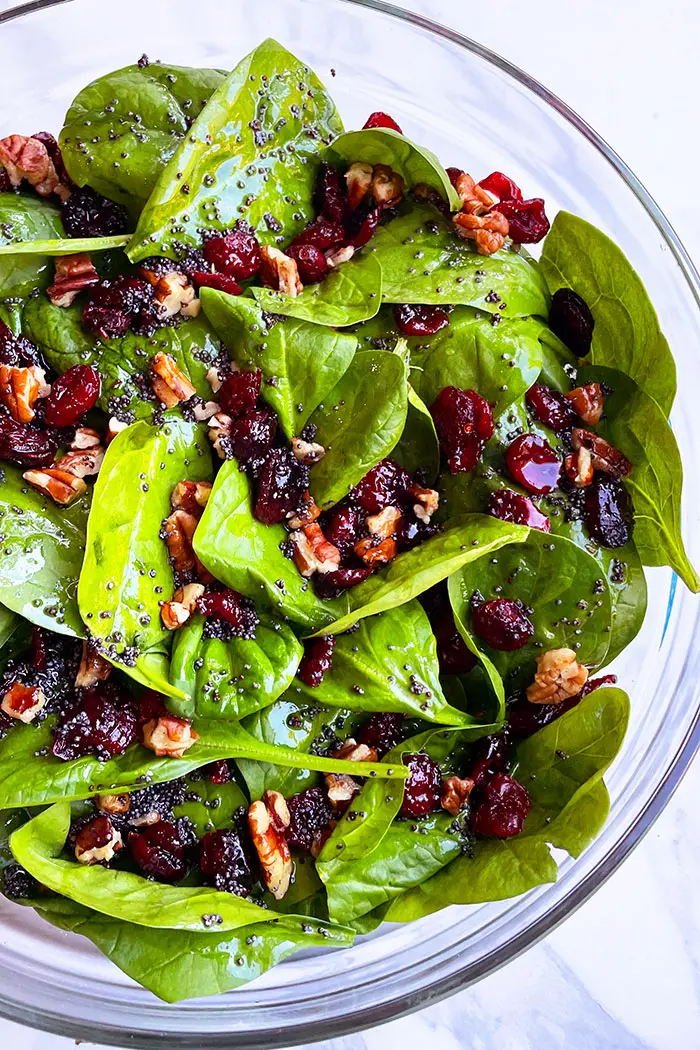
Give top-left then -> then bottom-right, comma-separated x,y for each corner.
0,234 -> 129,257
173,775 -> 248,838
392,382 -> 440,481
0,193 -> 64,298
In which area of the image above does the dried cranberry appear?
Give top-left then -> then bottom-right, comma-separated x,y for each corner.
0,170 -> 13,193
2,863 -> 40,899
44,364 -> 100,427
217,368 -> 261,419
584,475 -> 633,548
298,636 -> 336,688
128,820 -> 189,882
494,198 -> 550,244
506,434 -> 562,494
31,627 -> 47,670
254,447 -> 309,525
549,288 -> 595,358
52,686 -> 138,761
396,514 -> 440,551
431,386 -> 495,474
506,679 -> 618,739
313,566 -> 373,599
32,131 -> 71,187
286,243 -> 328,284
61,186 -> 128,238
356,712 -> 405,757
430,604 -> 477,674
314,162 -> 347,225
286,786 -> 334,853
83,276 -> 157,340
470,731 -> 512,786
0,413 -> 61,468
472,598 -> 534,651
196,589 -> 259,638
363,112 -> 403,133
138,689 -> 168,724
192,272 -> 242,296
345,205 -> 382,248
351,458 -> 411,513
206,760 -> 232,784
487,489 -> 551,532
203,228 -> 262,281
446,167 -> 463,189
471,773 -> 529,837
477,171 -> 523,202
324,500 -> 366,559
526,383 -> 576,432
0,322 -> 45,370
199,828 -> 254,896
290,217 -> 345,251
400,753 -> 443,818
229,407 -> 277,465
393,303 -> 450,338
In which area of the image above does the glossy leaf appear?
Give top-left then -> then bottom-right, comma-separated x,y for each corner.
392,382 -> 440,481
0,234 -> 129,256
0,193 -> 64,298
251,251 -> 383,327
174,775 -> 248,838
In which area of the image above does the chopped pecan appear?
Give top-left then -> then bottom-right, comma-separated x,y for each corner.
129,810 -> 161,827
0,364 -> 47,423
454,172 -> 498,215
440,775 -> 474,816
354,535 -> 398,566
1,681 -> 46,723
566,383 -> 605,426
163,508 -> 199,577
453,210 -> 510,255
410,483 -> 439,524
291,435 -> 325,465
367,504 -> 402,539
75,640 -> 112,689
248,789 -> 292,900
47,253 -> 99,308
207,412 -> 233,459
71,427 -> 102,450
22,467 -> 87,505
55,447 -> 104,478
142,715 -> 199,757
288,492 -> 321,530
95,793 -> 131,816
345,162 -> 373,210
325,245 -> 355,268
332,738 -> 378,763
259,246 -> 303,297
181,297 -> 201,318
0,134 -> 68,199
192,399 -> 219,421
324,772 -> 361,806
205,366 -> 224,393
150,352 -> 196,408
171,480 -> 212,517
571,428 -> 632,480
142,268 -> 197,320
371,164 -> 404,208
564,447 -> 594,487
74,816 -> 123,865
106,417 -> 129,444
291,522 -> 341,577
161,582 -> 206,630
526,648 -> 589,704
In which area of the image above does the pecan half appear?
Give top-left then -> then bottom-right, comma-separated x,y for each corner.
564,447 -> 594,487
345,162 -> 373,210
291,435 -> 325,465
75,640 -> 112,689
161,582 -> 206,630
288,492 -> 321,530
47,253 -> 99,308
324,771 -> 361,806
248,789 -> 292,900
453,210 -> 510,255
55,447 -> 105,478
150,352 -> 196,408
192,399 -> 220,421
170,480 -> 212,517
0,134 -> 68,199
71,426 -> 102,450
22,467 -> 87,505
259,246 -> 303,298
142,268 -> 197,320
95,793 -> 131,816
571,428 -> 632,480
366,504 -> 402,539
0,364 -> 48,423
354,535 -> 398,567
410,483 -> 439,524
454,172 -> 498,215
371,164 -> 405,208
440,775 -> 474,816
566,383 -> 605,426
325,245 -> 355,268
332,738 -> 378,763
142,715 -> 199,757
163,508 -> 199,576
290,522 -> 341,577
526,648 -> 589,704
1,681 -> 46,723
74,816 -> 123,865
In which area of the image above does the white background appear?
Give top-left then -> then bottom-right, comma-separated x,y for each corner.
1,0 -> 700,1047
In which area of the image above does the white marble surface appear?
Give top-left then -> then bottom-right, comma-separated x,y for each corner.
1,0 -> 700,1046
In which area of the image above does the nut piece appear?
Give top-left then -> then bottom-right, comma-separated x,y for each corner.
1,681 -> 46,723
259,246 -> 303,298
291,436 -> 325,465
324,772 -> 361,806
288,492 -> 321,530
345,162 -> 373,210
354,535 -> 398,567
440,775 -> 474,816
161,582 -> 206,630
0,364 -> 47,423
142,715 -> 199,757
367,505 -> 402,539
192,399 -> 219,421
371,164 -> 405,208
75,640 -> 112,689
571,428 -> 632,480
142,269 -> 197,320
55,447 -> 105,478
332,738 -> 378,763
71,427 -> 102,450
527,648 -> 589,704
206,366 -> 224,393
163,509 -> 199,576
410,483 -> 440,524
0,134 -> 67,198
290,523 -> 341,577
22,467 -> 87,505
106,417 -> 129,444
181,297 -> 201,318
207,412 -> 233,459
564,447 -> 594,488
453,209 -> 510,255
150,352 -> 196,408
47,253 -> 99,308
566,383 -> 605,426
171,480 -> 212,516
325,245 -> 355,268
95,793 -> 131,816
454,172 -> 498,215
74,816 -> 123,865
248,789 -> 292,900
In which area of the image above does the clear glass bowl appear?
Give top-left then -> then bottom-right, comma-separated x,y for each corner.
1,0 -> 699,1045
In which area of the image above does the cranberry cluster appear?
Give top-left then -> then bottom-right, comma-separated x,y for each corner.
448,167 -> 550,244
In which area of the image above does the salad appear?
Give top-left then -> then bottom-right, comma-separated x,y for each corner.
0,38 -> 694,1004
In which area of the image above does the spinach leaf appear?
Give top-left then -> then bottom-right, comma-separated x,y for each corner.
369,203 -> 550,316
78,416 -> 212,685
173,775 -> 248,838
200,289 -> 356,437
0,605 -> 18,651
0,234 -> 129,257
540,211 -> 676,415
325,127 -> 460,210
535,322 -> 578,391
128,40 -> 342,261
251,251 -> 383,327
60,63 -> 226,214
0,193 -> 64,298
308,348 -> 408,508
392,382 -> 440,481
0,464 -> 88,637
168,612 -> 302,721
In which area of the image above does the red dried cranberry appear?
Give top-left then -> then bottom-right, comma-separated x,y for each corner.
82,275 -> 157,340
192,272 -> 242,296
526,383 -> 576,432
203,228 -> 262,281
470,731 -> 512,787
290,217 -> 345,251
31,627 -> 47,670
548,288 -> 595,358
446,167 -> 463,189
393,303 -> 450,338
286,786 -> 334,853
206,760 -> 232,784
471,773 -> 530,837
313,566 -> 373,599
431,386 -> 495,474
298,636 -> 336,688
314,162 -> 347,225
0,414 -> 59,468
345,205 -> 382,248
199,828 -> 253,895
363,112 -> 403,133
0,322 -> 45,371
32,131 -> 71,187
477,171 -> 523,202
506,434 -> 562,494
128,820 -> 189,882
506,678 -> 617,739
494,198 -> 550,244
324,500 -> 366,559
286,243 -> 328,284
52,686 -> 138,761
229,407 -> 277,464
61,185 -> 128,238
2,863 -> 40,899
217,368 -> 261,419
396,514 -> 440,551
356,712 -> 405,757
400,753 -> 443,818
430,604 -> 477,674
351,458 -> 411,513
584,475 -> 633,548
254,447 -> 309,525
487,489 -> 551,532
44,364 -> 100,427
196,588 -> 259,637
138,689 -> 168,724
472,597 -> 534,651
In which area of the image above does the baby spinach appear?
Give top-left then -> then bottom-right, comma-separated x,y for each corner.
541,212 -> 676,415
308,348 -> 408,507
251,250 -> 383,327
0,464 -> 88,637
200,289 -> 356,437
0,234 -> 129,257
325,127 -> 460,210
128,40 -> 342,261
60,62 -> 226,214
0,193 -> 64,298
174,775 -> 248,838
168,612 -> 302,721
392,382 -> 440,481
369,203 -> 550,316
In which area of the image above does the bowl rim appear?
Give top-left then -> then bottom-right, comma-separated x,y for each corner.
1,0 -> 700,1045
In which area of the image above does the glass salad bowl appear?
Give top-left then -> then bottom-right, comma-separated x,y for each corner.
1,0 -> 699,1045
